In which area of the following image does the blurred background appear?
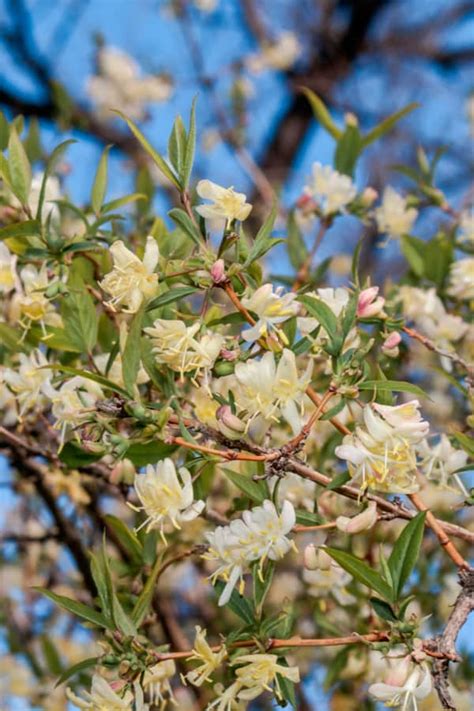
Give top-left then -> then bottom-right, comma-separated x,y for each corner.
0,1 -> 473,709
0,0 -> 473,275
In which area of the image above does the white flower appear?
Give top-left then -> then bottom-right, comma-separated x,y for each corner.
9,171 -> 61,222
375,187 -> 418,238
335,402 -> 429,494
134,458 -> 204,539
87,46 -> 172,121
458,209 -> 474,244
447,258 -> 474,300
144,319 -> 224,378
417,435 -> 468,488
246,32 -> 301,73
100,236 -> 159,312
274,471 -> 316,512
0,242 -> 17,293
44,376 -> 102,445
66,673 -> 133,710
303,163 -> 356,216
302,540 -> 355,605
195,180 -> 252,224
185,626 -> 226,687
142,659 -> 176,707
233,653 -> 300,701
12,264 -> 61,332
234,349 -> 312,436
194,0 -> 218,11
368,658 -> 432,711
204,499 -> 295,605
3,350 -> 51,416
241,284 -> 298,342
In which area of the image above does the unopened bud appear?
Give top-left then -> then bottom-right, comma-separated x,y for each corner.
110,458 -> 136,485
220,348 -> 239,362
382,331 -> 402,358
303,544 -> 319,570
216,405 -> 246,434
296,193 -> 317,215
357,286 -> 385,318
345,112 -> 359,127
361,186 -> 378,206
336,501 -> 378,533
210,259 -> 226,284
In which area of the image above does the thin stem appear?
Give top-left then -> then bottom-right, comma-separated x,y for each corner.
292,218 -> 331,291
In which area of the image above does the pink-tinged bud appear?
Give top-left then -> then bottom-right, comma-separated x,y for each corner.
357,286 -> 385,318
361,187 -> 378,206
303,544 -> 319,570
210,259 -> 226,284
296,193 -> 317,214
382,332 -> 402,351
345,112 -> 359,127
216,405 -> 246,434
220,348 -> 238,362
336,501 -> 378,533
110,458 -> 136,485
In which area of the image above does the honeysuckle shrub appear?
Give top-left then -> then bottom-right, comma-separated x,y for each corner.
0,94 -> 473,711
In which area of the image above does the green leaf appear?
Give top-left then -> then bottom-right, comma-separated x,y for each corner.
287,210 -> 308,271
168,207 -> 202,246
59,442 -> 102,467
452,432 -> 474,458
91,145 -> 111,215
146,285 -> 199,311
168,115 -> 187,175
370,597 -> 398,622
298,294 -> 342,355
89,551 -> 111,617
104,515 -> 143,564
114,110 -> 181,189
54,656 -> 98,687
276,669 -> 297,707
126,441 -> 177,466
387,512 -> 426,600
400,234 -> 425,277
221,467 -> 269,503
0,322 -> 22,350
61,282 -> 98,352
358,380 -> 426,398
301,88 -> 342,140
24,118 -> 42,162
8,127 -> 32,205
34,588 -> 112,629
362,103 -> 419,146
131,556 -> 161,626
294,510 -> 322,526
0,110 -> 10,150
326,470 -> 351,490
214,581 -> 255,624
324,548 -> 393,601
36,140 -> 76,222
334,124 -> 363,176
102,193 -> 146,213
121,306 -> 144,394
46,364 -> 130,398
41,636 -> 63,675
100,540 -> 137,636
182,96 -> 197,188
244,204 -> 280,266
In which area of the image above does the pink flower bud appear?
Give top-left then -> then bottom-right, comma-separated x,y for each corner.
216,405 -> 246,434
383,332 -> 402,350
210,259 -> 226,284
361,187 -> 378,206
357,286 -> 385,318
220,348 -> 238,362
296,194 -> 317,214
384,656 -> 411,687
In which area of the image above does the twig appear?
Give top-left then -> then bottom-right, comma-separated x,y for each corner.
402,325 -> 474,384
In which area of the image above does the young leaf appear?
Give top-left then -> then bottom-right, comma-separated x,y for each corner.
104,515 -> 143,564
36,140 -> 76,222
131,556 -> 161,626
181,96 -> 197,188
300,87 -> 342,140
253,560 -> 275,615
221,467 -> 269,503
34,588 -> 112,629
121,306 -> 144,394
168,207 -> 202,246
326,470 -> 351,490
324,547 -> 393,601
287,210 -> 308,271
126,441 -> 177,466
400,234 -> 425,277
146,285 -> 199,311
387,512 -> 426,599
54,657 -> 98,688
298,294 -> 342,355
8,127 -> 32,206
214,581 -> 255,624
362,103 -> 419,147
334,124 -> 363,176
168,115 -> 187,174
358,380 -> 426,398
91,145 -> 111,215
46,364 -> 130,398
370,597 -> 398,622
114,110 -> 181,189
244,204 -> 279,266
61,283 -> 98,352
0,220 -> 39,242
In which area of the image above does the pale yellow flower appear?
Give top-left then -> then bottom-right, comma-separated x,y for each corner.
375,187 -> 418,238
195,180 -> 252,224
100,235 -> 159,312
233,653 -> 300,701
185,626 -> 227,686
66,673 -> 133,710
0,242 -> 16,293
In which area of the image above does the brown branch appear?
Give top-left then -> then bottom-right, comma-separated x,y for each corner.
425,569 -> 474,709
402,325 -> 474,384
